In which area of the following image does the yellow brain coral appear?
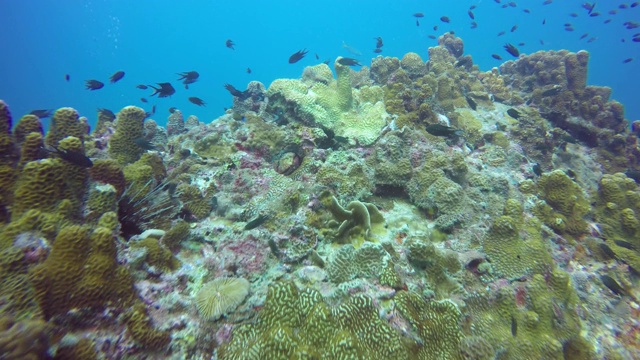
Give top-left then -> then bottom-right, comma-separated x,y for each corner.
195,277 -> 250,320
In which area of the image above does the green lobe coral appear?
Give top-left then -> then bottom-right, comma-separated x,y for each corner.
108,106 -> 146,165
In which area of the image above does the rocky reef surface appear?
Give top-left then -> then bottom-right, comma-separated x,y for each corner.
1,34 -> 639,359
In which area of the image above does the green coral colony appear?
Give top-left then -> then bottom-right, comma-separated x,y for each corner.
1,33 -> 640,359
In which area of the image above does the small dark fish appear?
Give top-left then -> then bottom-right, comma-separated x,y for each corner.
543,0 -> 553,4
425,124 -> 463,138
565,27 -> 575,32
633,2 -> 640,7
323,59 -> 330,65
440,16 -> 451,23
151,105 -> 156,115
604,19 -> 612,24
29,109 -> 53,119
511,315 -> 517,337
580,33 -> 589,40
541,85 -> 563,96
614,240 -> 635,250
609,9 -> 618,15
98,108 -> 115,121
428,35 -> 436,39
582,2 -> 596,14
623,58 -> 634,63
497,31 -> 506,37
416,20 -> 420,27
246,67 -> 252,74
373,48 -> 383,53
518,42 -> 525,46
532,163 -> 542,176
136,84 -> 148,89
504,43 -> 520,57
542,18 -> 546,25
169,107 -> 177,114
244,214 -> 269,230
470,21 -> 478,29
589,12 -> 600,17
46,146 -> 93,168
315,53 -> 319,60
470,5 -> 476,10
288,49 -> 308,64
337,57 -> 361,66
226,39 -> 235,49
599,243 -> 616,259
140,98 -> 148,103
455,57 -> 472,68
149,82 -> 175,98
508,1 -> 516,6
85,79 -> 104,90
625,169 -> 640,183
224,84 -> 251,100
587,37 -> 597,43
144,111 -> 152,118
465,96 -> 477,110
510,25 -> 518,32
468,10 -> 475,19
523,8 -> 531,13
569,13 -> 578,17
601,275 -> 626,296
133,137 -> 155,151
492,54 -> 503,60
177,71 -> 199,81
620,3 -> 629,9
188,97 -> 206,106
507,108 -> 521,119
433,25 -> 438,31
109,71 -> 125,83
65,74 -> 70,82
374,37 -> 384,48
413,13 -> 424,18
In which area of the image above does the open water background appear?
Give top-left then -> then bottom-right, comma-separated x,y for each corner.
1,0 -> 638,129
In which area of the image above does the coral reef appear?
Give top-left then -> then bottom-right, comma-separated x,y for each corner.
0,29 -> 637,359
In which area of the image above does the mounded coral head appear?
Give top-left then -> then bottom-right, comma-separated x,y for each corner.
438,32 -> 464,58
400,52 -> 426,78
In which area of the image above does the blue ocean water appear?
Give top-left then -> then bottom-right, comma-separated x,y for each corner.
1,0 -> 638,129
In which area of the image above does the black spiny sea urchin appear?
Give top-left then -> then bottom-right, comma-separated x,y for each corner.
117,179 -> 177,240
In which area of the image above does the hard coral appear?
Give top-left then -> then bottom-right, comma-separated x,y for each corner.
108,106 -> 146,165
319,190 -> 384,241
44,107 -> 88,147
219,281 -> 408,360
195,277 -> 250,320
534,170 -> 589,236
0,315 -> 50,360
